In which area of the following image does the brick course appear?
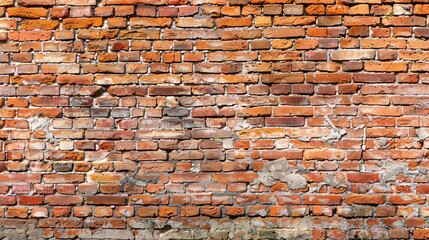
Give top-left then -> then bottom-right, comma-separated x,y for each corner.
0,0 -> 429,239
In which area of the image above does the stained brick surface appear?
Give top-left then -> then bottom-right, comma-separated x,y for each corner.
0,0 -> 429,239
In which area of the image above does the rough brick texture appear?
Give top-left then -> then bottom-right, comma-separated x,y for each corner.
1,0 -> 429,239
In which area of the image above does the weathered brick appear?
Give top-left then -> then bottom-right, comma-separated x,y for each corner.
95,75 -> 137,85
148,86 -> 191,96
8,7 -> 48,18
330,50 -> 375,61
130,17 -> 171,28
45,196 -> 83,206
34,53 -> 76,63
62,18 -> 103,29
21,20 -> 58,30
176,18 -> 213,28
18,0 -> 55,6
86,196 -> 126,205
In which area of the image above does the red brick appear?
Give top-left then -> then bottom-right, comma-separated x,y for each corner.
18,0 -> 55,6
86,196 -> 126,205
344,195 -> 386,205
45,196 -> 83,206
8,7 -> 48,18
0,196 -> 16,205
389,195 -> 425,205
148,86 -> 191,96
62,18 -> 103,29
347,173 -> 380,183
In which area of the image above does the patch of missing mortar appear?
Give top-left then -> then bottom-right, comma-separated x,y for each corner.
416,128 -> 429,142
321,116 -> 346,144
159,225 -> 173,234
251,158 -> 307,190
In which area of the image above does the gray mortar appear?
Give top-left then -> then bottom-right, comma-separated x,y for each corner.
321,116 -> 347,144
251,158 -> 307,190
416,128 -> 429,142
379,162 -> 408,184
324,173 -> 347,188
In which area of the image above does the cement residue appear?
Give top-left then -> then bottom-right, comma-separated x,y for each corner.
252,158 -> 307,190
324,173 -> 347,188
233,121 -> 252,131
298,136 -> 311,142
379,137 -> 389,148
28,116 -> 56,144
379,162 -> 408,184
209,218 -> 252,240
321,116 -> 346,144
190,162 -> 201,173
416,128 -> 429,142
120,173 -> 159,187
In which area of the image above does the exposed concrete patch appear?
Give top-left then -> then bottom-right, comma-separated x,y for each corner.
209,218 -> 252,240
252,158 -> 307,190
324,173 -> 347,188
28,116 -> 50,131
0,228 -> 26,240
298,136 -> 311,142
379,137 -> 389,148
233,120 -> 252,131
353,124 -> 366,150
191,162 -> 201,173
416,128 -> 429,142
92,229 -> 134,239
393,4 -> 411,15
164,97 -> 177,108
209,219 -> 234,240
0,222 -> 37,240
222,138 -> 234,149
322,116 -> 346,144
258,229 -> 313,240
28,116 -> 54,142
159,228 -> 208,240
229,218 -> 252,239
379,162 -> 408,184
362,127 -> 367,150
120,173 -> 159,188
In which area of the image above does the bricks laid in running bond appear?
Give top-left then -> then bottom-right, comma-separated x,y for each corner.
0,0 -> 428,239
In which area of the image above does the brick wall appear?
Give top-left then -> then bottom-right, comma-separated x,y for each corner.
0,0 -> 428,239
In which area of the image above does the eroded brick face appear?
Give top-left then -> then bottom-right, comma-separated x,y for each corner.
0,0 -> 428,239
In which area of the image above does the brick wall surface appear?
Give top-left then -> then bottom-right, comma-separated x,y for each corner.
0,0 -> 429,239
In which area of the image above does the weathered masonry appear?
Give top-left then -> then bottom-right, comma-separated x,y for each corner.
0,0 -> 429,239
